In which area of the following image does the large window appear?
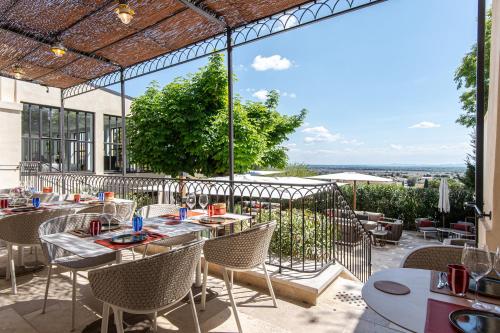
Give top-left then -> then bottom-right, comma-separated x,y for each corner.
104,115 -> 122,172
22,103 -> 94,172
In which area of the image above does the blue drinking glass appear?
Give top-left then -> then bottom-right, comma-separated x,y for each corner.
98,192 -> 104,201
132,216 -> 143,232
179,207 -> 188,221
32,197 -> 41,208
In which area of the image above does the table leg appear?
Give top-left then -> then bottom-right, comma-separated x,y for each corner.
115,251 -> 122,264
18,246 -> 24,266
195,233 -> 202,287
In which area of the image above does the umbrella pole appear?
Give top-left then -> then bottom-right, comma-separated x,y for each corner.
353,180 -> 357,210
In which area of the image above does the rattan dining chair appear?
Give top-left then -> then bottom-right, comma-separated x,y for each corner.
138,204 -> 198,250
88,240 -> 204,333
401,245 -> 497,278
78,201 -> 137,222
38,213 -> 119,331
33,193 -> 61,203
0,208 -> 75,294
201,221 -> 277,333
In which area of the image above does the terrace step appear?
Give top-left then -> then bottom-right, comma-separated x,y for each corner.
204,259 -> 347,305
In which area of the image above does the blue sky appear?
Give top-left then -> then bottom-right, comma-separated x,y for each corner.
116,0 -> 482,166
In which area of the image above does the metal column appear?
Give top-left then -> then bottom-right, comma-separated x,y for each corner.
475,0 -> 486,244
59,90 -> 66,194
120,69 -> 127,177
227,28 -> 235,211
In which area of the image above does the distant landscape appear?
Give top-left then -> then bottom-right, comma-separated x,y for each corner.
307,164 -> 466,178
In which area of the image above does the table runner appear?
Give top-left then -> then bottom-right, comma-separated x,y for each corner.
95,231 -> 166,250
424,299 -> 468,333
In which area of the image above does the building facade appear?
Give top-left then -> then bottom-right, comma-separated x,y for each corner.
0,77 -> 132,188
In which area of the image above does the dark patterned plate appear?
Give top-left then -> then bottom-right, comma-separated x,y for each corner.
110,233 -> 148,244
449,309 -> 500,333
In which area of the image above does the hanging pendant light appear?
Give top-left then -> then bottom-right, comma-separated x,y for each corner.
115,0 -> 135,24
13,65 -> 24,80
50,42 -> 67,57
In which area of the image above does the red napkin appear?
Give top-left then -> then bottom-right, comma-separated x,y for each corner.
424,299 -> 469,333
161,211 -> 204,220
95,232 -> 167,250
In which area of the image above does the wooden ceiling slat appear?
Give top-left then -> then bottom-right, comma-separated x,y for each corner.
0,0 -> 312,89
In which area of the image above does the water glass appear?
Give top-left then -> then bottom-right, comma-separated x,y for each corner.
187,193 -> 196,210
32,197 -> 41,208
102,202 -> 116,227
462,244 -> 493,309
179,207 -> 188,221
447,264 -> 469,296
89,219 -> 102,236
97,192 -> 105,201
199,194 -> 208,211
133,216 -> 143,232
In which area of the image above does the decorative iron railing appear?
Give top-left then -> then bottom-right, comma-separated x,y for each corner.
19,162 -> 371,281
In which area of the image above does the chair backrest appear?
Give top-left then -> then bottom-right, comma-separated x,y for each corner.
400,245 -> 497,278
88,240 -> 204,311
203,221 -> 277,270
137,204 -> 180,218
77,201 -> 137,222
0,208 -> 75,245
33,193 -> 61,203
38,213 -> 117,261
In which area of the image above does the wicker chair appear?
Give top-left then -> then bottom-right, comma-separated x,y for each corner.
78,201 -> 137,222
0,208 -> 75,294
201,221 -> 277,333
33,193 -> 61,203
38,213 -> 119,331
401,245 -> 497,278
138,204 -> 197,250
88,240 -> 204,333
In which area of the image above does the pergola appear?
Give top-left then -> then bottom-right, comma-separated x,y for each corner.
0,0 -> 488,219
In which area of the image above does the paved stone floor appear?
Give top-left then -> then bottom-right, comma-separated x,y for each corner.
0,231 -> 439,333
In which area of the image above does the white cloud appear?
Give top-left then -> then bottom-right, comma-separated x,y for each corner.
341,139 -> 364,146
302,126 -> 341,144
409,121 -> 441,129
278,15 -> 299,29
252,89 -> 268,100
251,55 -> 292,71
282,92 -> 297,98
390,144 -> 403,150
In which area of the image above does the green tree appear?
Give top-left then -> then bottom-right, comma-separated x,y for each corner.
454,10 -> 491,192
127,54 -> 306,176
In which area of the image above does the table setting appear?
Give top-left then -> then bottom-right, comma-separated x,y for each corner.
362,245 -> 500,333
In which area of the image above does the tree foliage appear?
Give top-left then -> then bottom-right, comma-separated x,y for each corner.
454,9 -> 491,128
127,54 -> 306,176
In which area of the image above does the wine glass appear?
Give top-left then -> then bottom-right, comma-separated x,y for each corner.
186,193 -> 196,210
494,247 -> 500,313
102,202 -> 117,229
199,194 -> 209,212
461,244 -> 492,309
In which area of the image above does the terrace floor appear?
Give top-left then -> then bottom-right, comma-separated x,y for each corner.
0,231 -> 438,333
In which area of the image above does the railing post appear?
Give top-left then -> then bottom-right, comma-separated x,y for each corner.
60,90 -> 66,195
227,28 -> 235,212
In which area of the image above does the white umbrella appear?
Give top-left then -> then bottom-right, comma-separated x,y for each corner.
438,178 -> 450,227
308,172 -> 393,209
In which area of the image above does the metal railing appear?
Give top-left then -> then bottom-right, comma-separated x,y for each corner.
19,162 -> 372,281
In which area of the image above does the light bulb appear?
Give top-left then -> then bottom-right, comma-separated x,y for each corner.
115,2 -> 134,24
13,65 -> 24,80
51,43 -> 67,57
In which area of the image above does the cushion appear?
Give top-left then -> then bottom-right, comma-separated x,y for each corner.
368,213 -> 383,222
419,220 -> 433,228
453,224 -> 469,231
384,224 -> 392,231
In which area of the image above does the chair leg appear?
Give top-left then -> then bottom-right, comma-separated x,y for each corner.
5,243 -> 10,281
8,243 -> 17,294
201,261 -> 208,310
223,269 -> 242,333
42,264 -> 53,314
71,270 -> 77,331
112,307 -> 125,333
131,249 -> 136,260
101,303 -> 110,333
230,270 -> 234,289
189,289 -> 201,333
262,264 -> 278,308
152,311 -> 158,333
142,244 -> 149,258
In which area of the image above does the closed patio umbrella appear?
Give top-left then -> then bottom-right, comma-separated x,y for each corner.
438,178 -> 450,227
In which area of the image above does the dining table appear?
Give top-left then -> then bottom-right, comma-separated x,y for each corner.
362,268 -> 500,333
39,208 -> 253,287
